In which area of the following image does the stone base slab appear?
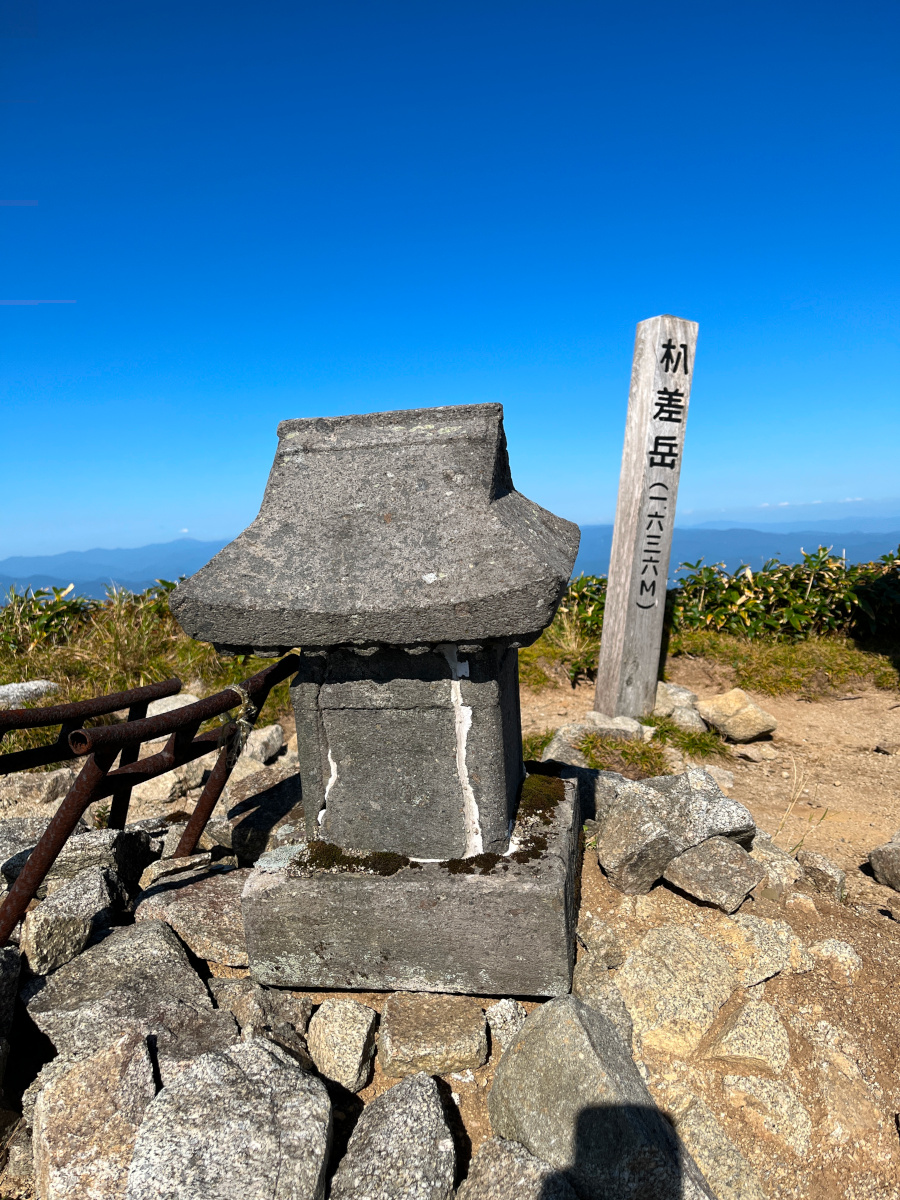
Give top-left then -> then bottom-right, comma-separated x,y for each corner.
241,779 -> 579,997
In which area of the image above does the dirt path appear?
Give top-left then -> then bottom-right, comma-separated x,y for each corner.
520,665 -> 900,899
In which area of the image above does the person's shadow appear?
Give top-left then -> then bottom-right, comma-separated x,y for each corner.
535,1103 -> 709,1200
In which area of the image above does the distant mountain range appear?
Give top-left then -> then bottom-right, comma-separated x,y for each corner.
1,528 -> 898,600
684,516 -> 900,534
0,539 -> 228,599
573,526 -> 900,579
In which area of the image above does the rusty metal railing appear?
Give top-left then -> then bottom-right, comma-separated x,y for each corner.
0,655 -> 300,945
0,679 -> 183,775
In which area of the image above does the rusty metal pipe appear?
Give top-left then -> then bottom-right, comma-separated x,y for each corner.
173,738 -> 235,858
87,726 -> 229,801
0,678 -> 181,734
67,656 -> 300,755
0,750 -> 116,945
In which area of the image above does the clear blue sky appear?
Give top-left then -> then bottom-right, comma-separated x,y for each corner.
2,0 -> 898,555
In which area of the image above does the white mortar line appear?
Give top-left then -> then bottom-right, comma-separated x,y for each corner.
439,644 -> 482,857
319,747 -> 338,826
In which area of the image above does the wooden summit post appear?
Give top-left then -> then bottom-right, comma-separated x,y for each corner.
594,314 -> 699,719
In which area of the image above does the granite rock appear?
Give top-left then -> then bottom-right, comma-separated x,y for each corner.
868,833 -> 900,891
809,937 -> 862,982
707,913 -> 812,986
702,999 -> 790,1073
703,765 -> 734,790
379,992 -> 488,1077
696,689 -> 777,743
654,682 -> 698,718
596,768 -> 755,894
663,836 -> 765,912
307,998 -> 377,1092
135,866 -> 250,966
137,852 -> 213,891
732,743 -> 778,762
169,404 -> 580,650
488,995 -> 714,1200
723,1075 -> 811,1153
210,977 -> 313,1034
749,833 -> 803,896
4,1123 -> 34,1192
0,679 -> 58,709
33,1030 -> 156,1200
131,752 -> 215,809
670,705 -> 708,733
577,913 -> 626,966
3,827 -> 155,898
243,724 -> 284,763
209,978 -> 314,1068
26,920 -> 238,1075
0,767 -> 76,811
797,848 -> 845,901
456,1137 -> 577,1200
540,725 -> 589,768
485,999 -> 527,1055
125,1038 -> 331,1200
571,958 -> 633,1048
0,817 -> 87,891
613,924 -> 736,1056
594,779 -> 685,893
665,1089 -> 766,1200
145,693 -> 201,719
330,1071 -> 455,1200
22,865 -> 125,974
643,768 -> 755,847
584,712 -> 645,741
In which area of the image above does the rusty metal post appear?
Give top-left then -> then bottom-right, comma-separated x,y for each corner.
173,730 -> 238,858
106,700 -> 149,829
0,749 -> 116,944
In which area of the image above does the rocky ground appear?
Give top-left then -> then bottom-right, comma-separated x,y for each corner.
521,668 -> 900,908
0,669 -> 897,1199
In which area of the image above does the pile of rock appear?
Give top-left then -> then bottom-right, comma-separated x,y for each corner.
1,907 -> 721,1200
0,721 -> 894,1199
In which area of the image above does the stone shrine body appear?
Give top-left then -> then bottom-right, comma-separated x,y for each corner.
171,404 -> 581,995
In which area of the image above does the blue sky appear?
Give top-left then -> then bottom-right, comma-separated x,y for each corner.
2,0 -> 898,555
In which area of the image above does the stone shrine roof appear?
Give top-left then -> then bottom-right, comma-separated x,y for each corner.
169,404 -> 579,651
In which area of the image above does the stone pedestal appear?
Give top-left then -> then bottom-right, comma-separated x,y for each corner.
242,776 -> 579,997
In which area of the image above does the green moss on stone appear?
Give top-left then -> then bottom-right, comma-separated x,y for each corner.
517,773 -> 564,824
304,840 -> 411,877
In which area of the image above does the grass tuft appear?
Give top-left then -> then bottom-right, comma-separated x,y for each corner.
642,715 -> 732,760
522,729 -> 556,761
576,732 -> 671,781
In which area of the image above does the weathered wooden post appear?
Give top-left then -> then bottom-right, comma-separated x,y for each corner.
594,314 -> 698,718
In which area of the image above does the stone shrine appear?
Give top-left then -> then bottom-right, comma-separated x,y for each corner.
171,403 -> 581,994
